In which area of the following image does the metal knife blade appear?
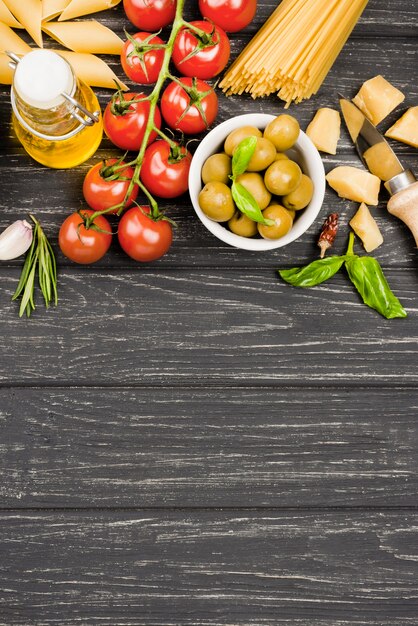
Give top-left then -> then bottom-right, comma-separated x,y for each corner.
339,96 -> 404,182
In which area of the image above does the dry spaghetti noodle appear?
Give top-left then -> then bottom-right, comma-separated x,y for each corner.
220,0 -> 369,106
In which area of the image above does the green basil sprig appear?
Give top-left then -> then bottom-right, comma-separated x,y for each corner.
231,182 -> 270,225
230,136 -> 273,226
231,136 -> 257,176
345,255 -> 406,319
278,232 -> 407,319
279,255 -> 348,287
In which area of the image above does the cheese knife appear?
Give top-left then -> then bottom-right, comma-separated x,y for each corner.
339,95 -> 418,246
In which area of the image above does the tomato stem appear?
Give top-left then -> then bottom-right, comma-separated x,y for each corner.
91,0 -> 189,221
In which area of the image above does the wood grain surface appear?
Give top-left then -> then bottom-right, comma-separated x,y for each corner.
0,0 -> 417,624
1,511 -> 418,625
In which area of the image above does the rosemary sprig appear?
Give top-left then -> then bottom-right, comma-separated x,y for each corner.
12,215 -> 58,317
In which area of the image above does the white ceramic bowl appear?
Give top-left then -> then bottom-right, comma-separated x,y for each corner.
189,113 -> 326,251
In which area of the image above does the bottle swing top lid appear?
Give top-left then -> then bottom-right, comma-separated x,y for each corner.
14,49 -> 74,110
7,49 -> 99,128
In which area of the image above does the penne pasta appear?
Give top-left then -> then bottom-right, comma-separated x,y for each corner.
2,0 -> 43,47
58,0 -> 122,21
42,0 -> 71,22
53,49 -> 127,89
42,20 -> 124,54
0,0 -> 22,28
0,25 -> 31,83
0,22 -> 32,54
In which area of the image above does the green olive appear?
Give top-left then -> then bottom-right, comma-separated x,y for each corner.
245,137 -> 276,172
236,173 -> 272,210
282,174 -> 314,210
202,153 -> 232,185
228,211 -> 258,237
275,152 -> 289,161
258,204 -> 294,240
263,114 -> 300,151
264,159 -> 302,196
198,182 -> 235,222
224,126 -> 262,156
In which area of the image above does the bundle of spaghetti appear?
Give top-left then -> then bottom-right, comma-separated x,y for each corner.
219,0 -> 369,106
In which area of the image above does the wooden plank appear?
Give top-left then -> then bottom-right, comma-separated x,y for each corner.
0,268 -> 416,385
100,0 -> 418,36
0,150 -> 416,269
2,37 -> 417,150
1,387 -> 417,508
1,510 -> 418,625
0,268 -> 418,385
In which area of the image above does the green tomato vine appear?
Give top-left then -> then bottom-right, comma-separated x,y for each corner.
85,0 -> 211,228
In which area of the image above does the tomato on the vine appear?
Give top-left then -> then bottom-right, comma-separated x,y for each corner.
161,77 -> 218,134
59,210 -> 112,264
83,159 -> 139,214
123,0 -> 176,30
121,32 -> 165,85
118,206 -> 173,262
140,140 -> 191,198
172,20 -> 230,79
198,0 -> 257,32
103,92 -> 161,151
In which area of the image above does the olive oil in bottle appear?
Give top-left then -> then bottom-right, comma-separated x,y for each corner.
9,49 -> 103,169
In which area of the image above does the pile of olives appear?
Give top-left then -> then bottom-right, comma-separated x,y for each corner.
198,114 -> 314,240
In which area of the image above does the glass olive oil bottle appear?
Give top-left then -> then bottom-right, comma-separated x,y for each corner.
9,49 -> 103,169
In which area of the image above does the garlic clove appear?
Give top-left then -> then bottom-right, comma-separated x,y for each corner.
0,219 -> 33,260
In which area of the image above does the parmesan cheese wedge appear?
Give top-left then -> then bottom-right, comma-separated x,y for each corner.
352,75 -> 405,126
306,108 -> 341,154
385,107 -> 418,149
349,203 -> 383,252
326,166 -> 381,206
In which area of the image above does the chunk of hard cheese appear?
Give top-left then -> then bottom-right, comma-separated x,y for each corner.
385,106 -> 418,148
349,203 -> 383,252
326,166 -> 381,205
352,76 -> 405,126
306,108 -> 341,154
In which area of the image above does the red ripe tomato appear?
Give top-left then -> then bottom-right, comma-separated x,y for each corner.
59,210 -> 112,264
161,77 -> 218,134
123,0 -> 176,30
198,0 -> 257,32
140,140 -> 191,198
83,159 -> 139,214
103,92 -> 161,151
121,32 -> 165,84
172,20 -> 230,80
118,206 -> 173,262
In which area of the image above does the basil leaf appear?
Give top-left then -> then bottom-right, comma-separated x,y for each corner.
231,181 -> 272,225
231,136 -> 257,177
345,255 -> 407,319
279,255 -> 347,288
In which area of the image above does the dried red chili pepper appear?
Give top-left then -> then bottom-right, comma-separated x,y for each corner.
318,212 -> 339,258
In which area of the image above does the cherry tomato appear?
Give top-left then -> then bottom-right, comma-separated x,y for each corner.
118,206 -> 173,262
161,77 -> 218,134
121,32 -> 165,84
198,0 -> 257,32
140,140 -> 192,198
123,0 -> 176,30
83,159 -> 139,214
103,92 -> 161,151
172,20 -> 230,79
59,210 -> 112,264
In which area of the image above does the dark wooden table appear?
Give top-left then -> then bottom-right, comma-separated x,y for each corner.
1,1 -> 418,624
